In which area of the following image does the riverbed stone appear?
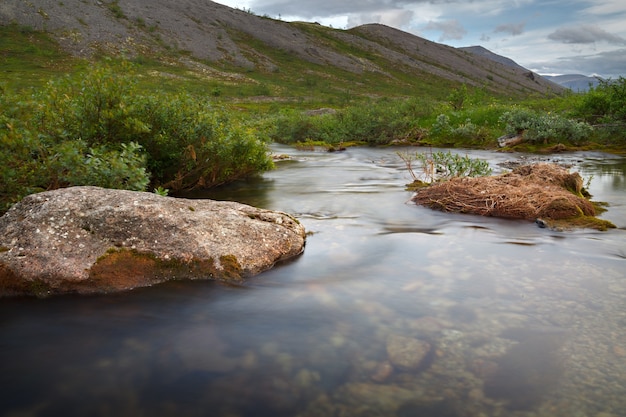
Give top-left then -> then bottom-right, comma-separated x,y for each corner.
386,334 -> 431,370
0,186 -> 306,297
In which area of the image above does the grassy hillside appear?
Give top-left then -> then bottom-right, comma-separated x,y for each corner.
0,0 -> 562,104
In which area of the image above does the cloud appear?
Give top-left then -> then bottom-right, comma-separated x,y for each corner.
558,49 -> 626,78
248,0 -> 410,18
494,22 -> 525,36
424,19 -> 467,41
347,9 -> 415,28
581,0 -> 626,17
527,48 -> 626,78
548,25 -> 626,45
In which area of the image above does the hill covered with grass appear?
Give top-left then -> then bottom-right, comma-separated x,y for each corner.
1,0 -> 562,101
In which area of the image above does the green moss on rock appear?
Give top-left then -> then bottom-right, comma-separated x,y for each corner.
83,248 -> 244,293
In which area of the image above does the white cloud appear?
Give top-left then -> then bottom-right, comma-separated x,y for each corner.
346,9 -> 415,29
494,22 -> 526,36
424,19 -> 467,41
581,0 -> 626,16
548,25 -> 626,45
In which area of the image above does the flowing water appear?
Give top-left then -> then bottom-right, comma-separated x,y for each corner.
1,145 -> 625,417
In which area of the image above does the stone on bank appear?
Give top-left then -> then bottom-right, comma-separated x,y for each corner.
0,186 -> 306,297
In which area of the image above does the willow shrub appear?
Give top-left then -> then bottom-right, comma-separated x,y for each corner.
575,77 -> 626,124
0,64 -> 272,212
572,77 -> 626,144
267,98 -> 431,145
499,107 -> 592,145
397,150 -> 492,184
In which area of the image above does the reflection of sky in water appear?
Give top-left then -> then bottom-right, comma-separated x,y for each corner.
576,158 -> 626,227
1,147 -> 625,417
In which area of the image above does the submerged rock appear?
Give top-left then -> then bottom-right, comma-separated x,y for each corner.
0,186 -> 306,297
386,334 -> 431,370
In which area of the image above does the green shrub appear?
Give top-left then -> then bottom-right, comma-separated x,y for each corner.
499,107 -> 592,144
267,98 -> 431,146
447,84 -> 468,110
0,63 -> 273,213
398,150 -> 492,183
571,77 -> 626,144
575,77 -> 626,124
428,113 -> 489,145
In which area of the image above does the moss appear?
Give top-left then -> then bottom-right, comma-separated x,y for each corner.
405,180 -> 429,191
85,248 -> 244,293
219,254 -> 243,281
547,216 -> 616,232
593,201 -> 609,214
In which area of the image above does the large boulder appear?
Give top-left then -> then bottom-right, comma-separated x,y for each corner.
0,186 -> 306,297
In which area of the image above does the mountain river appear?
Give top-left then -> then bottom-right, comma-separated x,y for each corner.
1,145 -> 625,417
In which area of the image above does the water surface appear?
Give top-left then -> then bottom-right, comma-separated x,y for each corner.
1,146 -> 625,417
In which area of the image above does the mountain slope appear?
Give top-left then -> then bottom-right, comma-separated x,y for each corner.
0,0 -> 563,97
459,46 -> 526,71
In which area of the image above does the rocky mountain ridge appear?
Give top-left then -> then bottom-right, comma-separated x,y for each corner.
0,0 -> 562,95
460,46 -> 602,92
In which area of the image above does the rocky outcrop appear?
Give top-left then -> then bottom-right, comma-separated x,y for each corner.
0,186 -> 306,297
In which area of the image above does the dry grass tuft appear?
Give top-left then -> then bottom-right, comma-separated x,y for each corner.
412,163 -> 598,222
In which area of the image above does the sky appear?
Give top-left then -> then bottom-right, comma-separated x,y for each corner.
212,0 -> 626,79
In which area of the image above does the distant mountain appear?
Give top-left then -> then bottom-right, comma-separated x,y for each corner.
460,46 -> 605,93
542,75 -> 603,92
0,0 -> 563,96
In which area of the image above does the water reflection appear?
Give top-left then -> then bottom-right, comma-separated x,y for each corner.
1,146 -> 625,417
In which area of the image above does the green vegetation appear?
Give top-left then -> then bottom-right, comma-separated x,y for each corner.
398,150 -> 492,186
264,78 -> 626,150
0,23 -> 625,215
265,98 -> 432,146
499,107 -> 592,145
0,63 -> 273,213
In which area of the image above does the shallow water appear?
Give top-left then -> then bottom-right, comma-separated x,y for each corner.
1,146 -> 625,417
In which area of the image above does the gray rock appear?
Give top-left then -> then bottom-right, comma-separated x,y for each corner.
0,186 -> 306,296
386,334 -> 431,370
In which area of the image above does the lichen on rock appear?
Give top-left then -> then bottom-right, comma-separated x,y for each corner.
0,186 -> 306,297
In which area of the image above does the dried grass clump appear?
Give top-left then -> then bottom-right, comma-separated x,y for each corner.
412,163 -> 595,221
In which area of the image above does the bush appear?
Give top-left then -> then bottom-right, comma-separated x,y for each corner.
428,113 -> 489,145
572,77 -> 626,143
267,98 -> 431,146
398,150 -> 492,183
0,113 -> 149,212
499,107 -> 592,145
575,77 -> 626,124
0,63 -> 273,213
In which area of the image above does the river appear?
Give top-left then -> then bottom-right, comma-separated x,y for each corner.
1,145 -> 625,417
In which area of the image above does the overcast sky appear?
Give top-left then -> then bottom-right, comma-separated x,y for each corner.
212,0 -> 626,79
